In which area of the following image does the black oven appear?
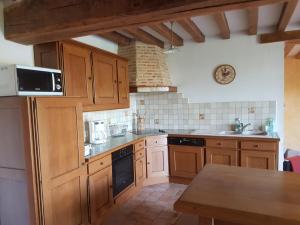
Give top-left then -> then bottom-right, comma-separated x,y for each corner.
112,145 -> 134,197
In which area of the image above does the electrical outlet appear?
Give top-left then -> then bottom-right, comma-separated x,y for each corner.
140,100 -> 145,105
154,119 -> 159,124
248,107 -> 256,114
199,113 -> 205,120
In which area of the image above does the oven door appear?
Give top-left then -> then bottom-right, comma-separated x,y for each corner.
112,154 -> 134,197
16,67 -> 62,95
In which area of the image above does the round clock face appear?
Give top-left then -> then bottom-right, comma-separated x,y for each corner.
214,64 -> 236,85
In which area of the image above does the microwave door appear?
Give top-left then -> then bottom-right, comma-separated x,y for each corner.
17,68 -> 54,94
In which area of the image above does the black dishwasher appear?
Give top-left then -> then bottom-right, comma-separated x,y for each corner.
168,137 -> 205,146
112,145 -> 134,197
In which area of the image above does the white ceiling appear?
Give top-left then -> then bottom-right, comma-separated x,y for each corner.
131,2 -> 300,43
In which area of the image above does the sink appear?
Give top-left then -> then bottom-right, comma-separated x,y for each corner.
218,131 -> 239,135
218,130 -> 267,136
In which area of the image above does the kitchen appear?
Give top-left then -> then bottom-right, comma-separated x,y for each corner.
0,1 -> 300,225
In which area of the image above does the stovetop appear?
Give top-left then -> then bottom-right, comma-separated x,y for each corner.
130,129 -> 167,135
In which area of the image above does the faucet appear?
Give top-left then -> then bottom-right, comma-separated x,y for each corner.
235,118 -> 251,134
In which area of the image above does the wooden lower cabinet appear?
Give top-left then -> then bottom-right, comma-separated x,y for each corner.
135,156 -> 147,186
169,145 -> 204,179
88,166 -> 113,224
241,151 -> 276,170
146,146 -> 169,177
206,148 -> 238,166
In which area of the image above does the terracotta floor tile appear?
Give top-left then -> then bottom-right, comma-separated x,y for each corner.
103,183 -> 197,225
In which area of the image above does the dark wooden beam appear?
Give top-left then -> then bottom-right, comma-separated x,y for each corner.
177,18 -> 205,42
124,28 -> 164,48
214,12 -> 230,39
285,43 -> 295,57
98,32 -> 132,46
247,7 -> 258,35
277,0 -> 298,31
260,30 -> 300,43
4,0 -> 286,45
148,23 -> 183,47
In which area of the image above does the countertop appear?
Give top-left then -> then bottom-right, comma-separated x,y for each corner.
85,129 -> 280,161
174,164 -> 300,225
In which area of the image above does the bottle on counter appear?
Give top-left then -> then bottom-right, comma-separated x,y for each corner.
265,118 -> 275,135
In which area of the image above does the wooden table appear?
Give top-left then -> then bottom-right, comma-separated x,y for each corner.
174,164 -> 300,225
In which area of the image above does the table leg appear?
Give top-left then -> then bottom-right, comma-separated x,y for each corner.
199,216 -> 213,225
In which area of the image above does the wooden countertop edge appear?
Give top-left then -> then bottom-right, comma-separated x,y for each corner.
174,200 -> 300,225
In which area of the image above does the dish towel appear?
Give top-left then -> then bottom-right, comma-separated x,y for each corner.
288,156 -> 300,173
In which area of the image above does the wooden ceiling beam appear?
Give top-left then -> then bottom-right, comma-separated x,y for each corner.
260,30 -> 300,43
4,0 -> 287,45
124,28 -> 165,48
247,7 -> 258,35
98,32 -> 132,46
148,23 -> 183,46
214,12 -> 230,39
277,0 -> 298,32
177,18 -> 205,42
285,43 -> 296,57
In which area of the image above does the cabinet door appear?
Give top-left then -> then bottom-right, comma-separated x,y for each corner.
92,52 -> 119,105
117,60 -> 129,106
62,43 -> 93,105
206,148 -> 238,166
35,98 -> 88,225
146,146 -> 168,177
89,166 -> 113,224
241,151 -> 276,170
169,145 -> 204,179
135,157 -> 146,186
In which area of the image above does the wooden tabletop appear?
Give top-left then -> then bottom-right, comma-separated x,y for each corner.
174,165 -> 300,225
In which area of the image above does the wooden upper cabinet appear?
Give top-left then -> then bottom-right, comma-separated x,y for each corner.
92,52 -> 119,105
34,98 -> 87,225
34,40 -> 130,111
117,60 -> 129,106
62,43 -> 93,105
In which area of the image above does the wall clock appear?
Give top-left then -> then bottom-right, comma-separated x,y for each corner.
214,64 -> 236,85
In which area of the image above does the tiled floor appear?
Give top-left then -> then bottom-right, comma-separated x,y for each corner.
103,183 -> 198,225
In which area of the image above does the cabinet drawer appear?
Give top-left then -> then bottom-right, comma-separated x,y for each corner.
135,140 -> 145,151
206,139 -> 238,149
241,141 -> 277,151
88,155 -> 112,175
135,149 -> 145,161
146,136 -> 167,147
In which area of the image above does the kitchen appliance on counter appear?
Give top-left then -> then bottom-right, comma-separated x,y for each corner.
112,145 -> 134,197
88,120 -> 108,144
109,124 -> 128,137
0,64 -> 63,96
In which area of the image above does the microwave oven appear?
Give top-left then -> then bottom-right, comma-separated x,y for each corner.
0,64 -> 63,96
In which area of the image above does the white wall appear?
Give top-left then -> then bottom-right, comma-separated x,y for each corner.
167,35 -> 285,169
0,1 -> 117,66
0,2 -> 34,65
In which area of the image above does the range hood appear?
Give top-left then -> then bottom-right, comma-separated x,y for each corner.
118,42 -> 177,93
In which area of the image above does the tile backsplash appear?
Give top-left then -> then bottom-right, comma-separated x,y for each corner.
84,93 -> 277,135
133,93 -> 276,131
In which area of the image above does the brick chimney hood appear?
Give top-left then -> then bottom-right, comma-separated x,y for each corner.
118,42 -> 177,93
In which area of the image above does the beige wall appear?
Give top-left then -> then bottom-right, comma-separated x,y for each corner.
285,58 -> 300,150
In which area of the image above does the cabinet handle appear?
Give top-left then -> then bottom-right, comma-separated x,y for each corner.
253,144 -> 259,148
88,77 -> 92,80
147,162 -> 150,165
114,80 -> 117,84
100,162 -> 104,165
140,152 -> 142,155
217,142 -> 222,146
81,162 -> 85,166
140,160 -> 143,163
